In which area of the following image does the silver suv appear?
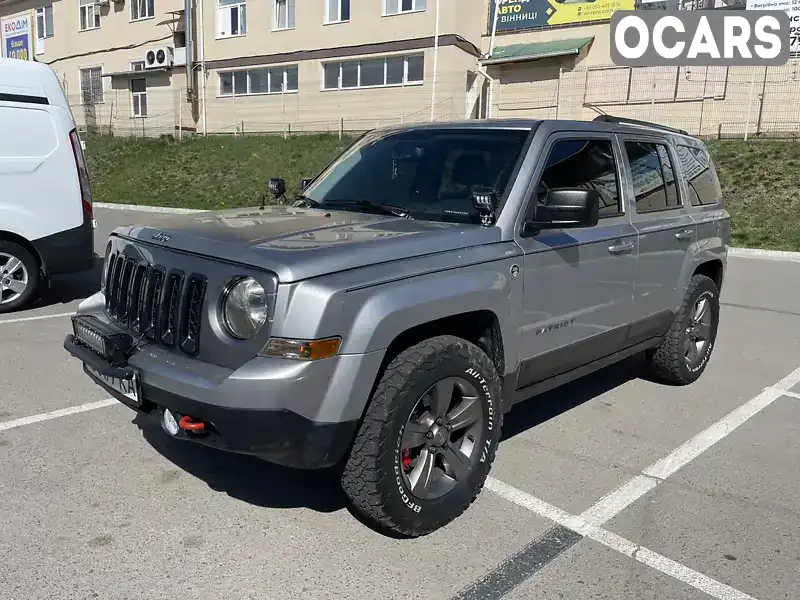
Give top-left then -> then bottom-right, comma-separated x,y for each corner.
64,116 -> 730,537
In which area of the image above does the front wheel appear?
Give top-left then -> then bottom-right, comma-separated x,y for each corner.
341,335 -> 503,537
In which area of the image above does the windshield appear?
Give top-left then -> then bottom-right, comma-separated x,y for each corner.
302,127 -> 530,223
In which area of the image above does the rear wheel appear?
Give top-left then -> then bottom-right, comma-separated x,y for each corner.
645,274 -> 720,385
0,241 -> 40,314
341,335 -> 503,537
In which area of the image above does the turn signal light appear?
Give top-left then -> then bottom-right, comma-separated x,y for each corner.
261,337 -> 342,361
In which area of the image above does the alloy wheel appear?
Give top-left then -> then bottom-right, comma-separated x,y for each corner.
685,296 -> 712,367
399,376 -> 485,500
0,252 -> 29,305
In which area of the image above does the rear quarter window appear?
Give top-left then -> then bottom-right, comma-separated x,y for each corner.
0,104 -> 58,159
675,144 -> 721,207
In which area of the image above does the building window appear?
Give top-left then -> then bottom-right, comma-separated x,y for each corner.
80,67 -> 103,104
218,65 -> 299,96
79,0 -> 100,31
131,78 -> 147,117
218,0 -> 246,37
131,60 -> 145,71
325,0 -> 350,23
36,5 -> 54,39
383,0 -> 426,15
132,0 -> 155,21
322,54 -> 423,90
274,0 -> 295,29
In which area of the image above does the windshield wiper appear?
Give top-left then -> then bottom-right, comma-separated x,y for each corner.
323,199 -> 412,218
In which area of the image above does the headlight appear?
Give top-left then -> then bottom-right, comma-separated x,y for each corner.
221,277 -> 268,340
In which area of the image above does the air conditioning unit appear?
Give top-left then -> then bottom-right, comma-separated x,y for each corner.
144,46 -> 174,69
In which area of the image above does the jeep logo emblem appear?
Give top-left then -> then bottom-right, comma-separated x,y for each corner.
152,232 -> 171,242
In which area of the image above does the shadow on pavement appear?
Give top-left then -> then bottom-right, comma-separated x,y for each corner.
500,354 -> 647,442
36,257 -> 104,309
132,413 -> 348,514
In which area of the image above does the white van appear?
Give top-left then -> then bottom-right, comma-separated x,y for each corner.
0,57 -> 96,313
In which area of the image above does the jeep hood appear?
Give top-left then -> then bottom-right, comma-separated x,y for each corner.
113,205 -> 502,282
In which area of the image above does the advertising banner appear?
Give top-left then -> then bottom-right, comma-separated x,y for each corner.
1,13 -> 33,61
489,0 -> 635,31
746,0 -> 800,54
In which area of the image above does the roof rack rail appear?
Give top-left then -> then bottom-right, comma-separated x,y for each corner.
592,115 -> 689,136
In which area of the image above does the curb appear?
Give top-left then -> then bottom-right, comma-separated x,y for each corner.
93,202 -> 208,215
727,247 -> 800,263
92,203 -> 800,263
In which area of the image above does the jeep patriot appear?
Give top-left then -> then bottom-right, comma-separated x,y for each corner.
64,116 -> 730,537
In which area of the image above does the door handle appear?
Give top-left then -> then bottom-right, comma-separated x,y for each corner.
608,240 -> 634,255
675,229 -> 694,242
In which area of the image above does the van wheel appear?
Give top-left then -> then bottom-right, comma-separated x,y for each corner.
645,274 -> 720,385
0,242 -> 40,314
341,335 -> 503,537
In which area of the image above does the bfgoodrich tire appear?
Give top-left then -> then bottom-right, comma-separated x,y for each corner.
645,274 -> 720,385
0,241 -> 40,314
341,335 -> 503,537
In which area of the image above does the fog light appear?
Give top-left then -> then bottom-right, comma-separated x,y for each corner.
162,408 -> 180,436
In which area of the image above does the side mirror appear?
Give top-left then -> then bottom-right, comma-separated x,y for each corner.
300,178 -> 313,191
268,178 -> 286,199
472,187 -> 498,226
526,188 -> 599,232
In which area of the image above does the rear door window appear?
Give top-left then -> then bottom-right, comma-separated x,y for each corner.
624,141 -> 682,213
675,144 -> 721,206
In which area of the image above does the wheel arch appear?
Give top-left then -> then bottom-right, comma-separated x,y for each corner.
0,230 -> 44,273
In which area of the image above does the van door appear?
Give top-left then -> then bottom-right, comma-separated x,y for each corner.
514,132 -> 638,389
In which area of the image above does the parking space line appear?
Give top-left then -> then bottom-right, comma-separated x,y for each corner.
0,312 -> 75,326
581,364 -> 800,526
480,478 -> 757,600
774,389 -> 800,400
466,365 -> 800,600
0,399 -> 117,433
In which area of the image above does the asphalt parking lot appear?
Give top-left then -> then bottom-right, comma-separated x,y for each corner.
1,207 -> 799,600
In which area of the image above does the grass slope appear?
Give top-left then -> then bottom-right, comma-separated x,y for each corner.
85,135 -> 800,251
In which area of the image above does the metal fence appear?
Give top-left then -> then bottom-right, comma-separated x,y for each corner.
68,61 -> 800,140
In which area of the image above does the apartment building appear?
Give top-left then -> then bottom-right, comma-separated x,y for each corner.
2,0 -> 798,138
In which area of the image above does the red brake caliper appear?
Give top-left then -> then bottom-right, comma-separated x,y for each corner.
402,449 -> 413,472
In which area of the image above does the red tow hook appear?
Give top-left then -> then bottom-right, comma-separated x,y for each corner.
178,416 -> 206,432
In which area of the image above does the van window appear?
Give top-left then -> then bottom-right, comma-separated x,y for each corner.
675,145 -> 720,206
625,141 -> 682,213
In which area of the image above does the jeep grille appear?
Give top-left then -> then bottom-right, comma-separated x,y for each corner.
104,251 -> 207,357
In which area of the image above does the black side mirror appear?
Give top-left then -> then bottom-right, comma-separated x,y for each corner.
472,187 -> 498,226
526,188 -> 599,232
268,178 -> 286,199
300,178 -> 313,191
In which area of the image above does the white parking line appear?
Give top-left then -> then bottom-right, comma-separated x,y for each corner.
0,399 -> 117,433
0,311 -> 75,326
774,389 -> 800,400
485,364 -> 800,600
486,478 -> 757,600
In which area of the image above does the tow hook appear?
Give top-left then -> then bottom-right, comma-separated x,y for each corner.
179,416 -> 206,432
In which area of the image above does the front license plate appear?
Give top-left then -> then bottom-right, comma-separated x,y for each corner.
86,365 -> 141,406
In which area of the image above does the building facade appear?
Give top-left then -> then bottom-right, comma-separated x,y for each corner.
1,0 -> 798,138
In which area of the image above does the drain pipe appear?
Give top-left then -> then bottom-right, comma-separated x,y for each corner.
429,0 -> 440,121
478,0 -> 501,119
197,0 -> 208,135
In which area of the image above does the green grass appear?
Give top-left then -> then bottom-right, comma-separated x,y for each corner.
85,134 -> 800,251
706,140 -> 800,252
85,134 -> 356,211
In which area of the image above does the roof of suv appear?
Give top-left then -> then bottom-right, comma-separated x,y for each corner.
372,116 -> 700,145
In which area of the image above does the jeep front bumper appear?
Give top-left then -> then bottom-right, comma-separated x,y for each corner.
64,322 -> 383,470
